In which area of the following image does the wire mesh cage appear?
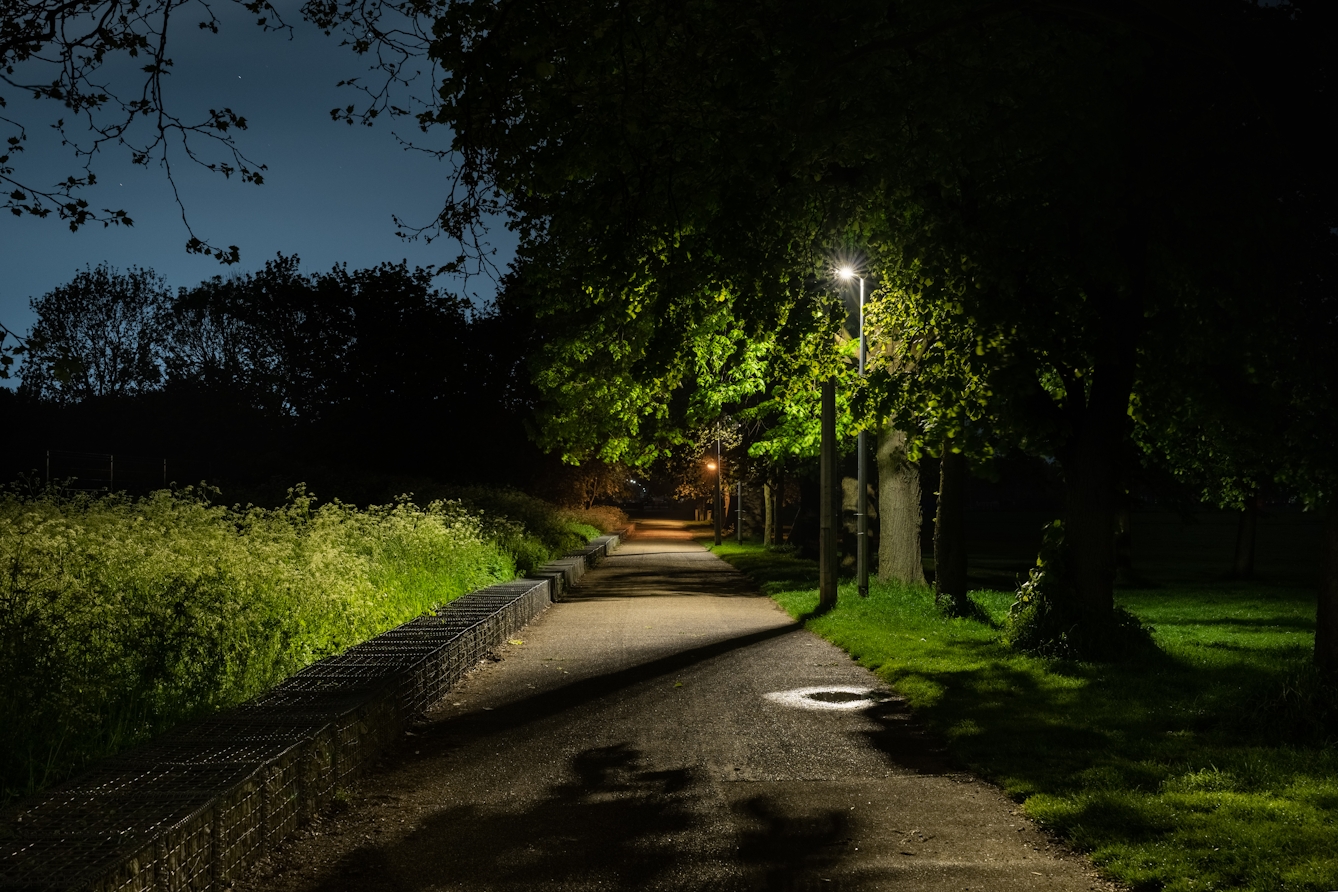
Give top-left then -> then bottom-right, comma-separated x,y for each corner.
258,747 -> 303,852
0,836 -> 146,892
107,740 -> 297,771
9,792 -> 174,843
211,774 -> 264,885
0,540 -> 610,892
153,804 -> 215,892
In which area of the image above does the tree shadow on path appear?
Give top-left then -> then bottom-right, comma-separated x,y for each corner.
311,743 -> 853,891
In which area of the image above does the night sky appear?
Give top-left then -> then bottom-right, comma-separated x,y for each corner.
0,6 -> 515,354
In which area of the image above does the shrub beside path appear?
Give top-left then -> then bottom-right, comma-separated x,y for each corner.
236,519 -> 1121,891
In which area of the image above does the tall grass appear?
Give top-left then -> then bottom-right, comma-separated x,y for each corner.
0,484 -> 576,803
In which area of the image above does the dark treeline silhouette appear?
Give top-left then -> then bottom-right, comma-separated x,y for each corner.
0,256 -> 552,503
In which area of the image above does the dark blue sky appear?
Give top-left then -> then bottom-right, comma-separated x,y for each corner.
1,7 -> 515,346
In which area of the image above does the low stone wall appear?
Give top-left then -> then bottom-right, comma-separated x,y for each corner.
0,533 -> 625,892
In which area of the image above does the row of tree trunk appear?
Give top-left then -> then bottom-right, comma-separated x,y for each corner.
762,419 -> 1326,648
873,427 -> 969,613
871,422 -> 1337,670
876,428 -> 1275,596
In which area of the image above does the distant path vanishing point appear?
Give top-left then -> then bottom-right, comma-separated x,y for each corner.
234,518 -> 1119,892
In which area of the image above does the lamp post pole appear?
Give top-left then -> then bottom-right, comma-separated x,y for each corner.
819,377 -> 838,609
714,438 -> 723,546
839,266 -> 871,598
856,275 -> 869,598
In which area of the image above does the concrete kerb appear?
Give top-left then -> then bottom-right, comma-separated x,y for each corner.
0,531 -> 627,892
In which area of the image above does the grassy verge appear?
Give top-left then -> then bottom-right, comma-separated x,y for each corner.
0,485 -> 620,804
709,540 -> 1338,892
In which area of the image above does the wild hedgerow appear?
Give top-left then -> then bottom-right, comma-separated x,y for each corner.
0,485 -> 515,802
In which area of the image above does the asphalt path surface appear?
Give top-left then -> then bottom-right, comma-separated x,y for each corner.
237,519 -> 1118,892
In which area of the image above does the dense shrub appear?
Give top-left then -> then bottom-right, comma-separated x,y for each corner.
428,486 -> 627,574
0,485 -> 515,802
567,504 -> 630,536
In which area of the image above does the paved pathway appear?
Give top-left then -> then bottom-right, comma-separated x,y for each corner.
237,520 -> 1117,892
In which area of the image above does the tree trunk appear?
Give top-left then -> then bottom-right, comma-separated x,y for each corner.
1114,497 -> 1135,586
1056,272 -> 1143,631
1316,505 -> 1338,673
1060,428 -> 1119,623
1232,493 -> 1259,580
764,481 -> 776,546
877,423 -> 926,585
934,446 -> 969,609
788,476 -> 818,555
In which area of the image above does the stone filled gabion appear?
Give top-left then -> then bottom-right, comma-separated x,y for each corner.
0,534 -> 622,892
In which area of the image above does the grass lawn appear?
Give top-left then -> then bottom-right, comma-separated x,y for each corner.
709,539 -> 1338,892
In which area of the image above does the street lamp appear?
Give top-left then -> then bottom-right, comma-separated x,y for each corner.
839,266 -> 870,598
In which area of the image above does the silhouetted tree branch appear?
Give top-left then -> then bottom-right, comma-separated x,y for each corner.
1,0 -> 290,262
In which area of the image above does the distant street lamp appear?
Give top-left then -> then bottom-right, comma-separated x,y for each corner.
839,266 -> 870,598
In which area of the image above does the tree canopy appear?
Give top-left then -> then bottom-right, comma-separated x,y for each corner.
408,0 -> 1337,657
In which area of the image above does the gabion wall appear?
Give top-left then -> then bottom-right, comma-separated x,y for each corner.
0,533 -> 623,892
